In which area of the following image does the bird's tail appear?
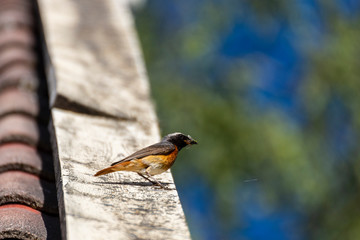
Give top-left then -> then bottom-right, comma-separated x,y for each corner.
94,166 -> 117,176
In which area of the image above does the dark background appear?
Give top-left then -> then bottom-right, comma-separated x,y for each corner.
133,1 -> 360,239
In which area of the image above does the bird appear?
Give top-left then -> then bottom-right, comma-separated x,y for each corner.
94,132 -> 197,189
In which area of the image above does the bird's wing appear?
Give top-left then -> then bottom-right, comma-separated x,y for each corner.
110,142 -> 176,166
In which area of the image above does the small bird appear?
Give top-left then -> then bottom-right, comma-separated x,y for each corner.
94,132 -> 197,189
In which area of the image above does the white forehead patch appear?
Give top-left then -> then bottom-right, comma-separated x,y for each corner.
167,132 -> 183,137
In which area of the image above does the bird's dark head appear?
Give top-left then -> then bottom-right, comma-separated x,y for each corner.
162,132 -> 197,150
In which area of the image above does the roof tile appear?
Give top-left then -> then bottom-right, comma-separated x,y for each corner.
0,0 -> 32,8
0,88 -> 49,121
0,204 -> 61,240
0,10 -> 33,31
0,171 -> 58,214
0,46 -> 36,72
0,28 -> 34,50
0,143 -> 54,181
0,115 -> 51,151
0,1 -> 61,238
0,64 -> 38,92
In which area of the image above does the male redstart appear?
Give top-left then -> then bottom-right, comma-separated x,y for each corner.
94,132 -> 197,189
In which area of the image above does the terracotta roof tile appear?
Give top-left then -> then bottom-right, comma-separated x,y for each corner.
0,0 -> 33,31
0,143 -> 54,181
0,171 -> 57,214
0,115 -> 51,151
0,10 -> 33,31
0,46 -> 36,72
0,64 -> 38,92
0,28 -> 34,50
0,88 -> 49,121
0,204 -> 60,240
0,0 -> 32,9
0,0 -> 61,238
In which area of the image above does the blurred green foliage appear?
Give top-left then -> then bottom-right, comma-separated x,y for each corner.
134,1 -> 360,239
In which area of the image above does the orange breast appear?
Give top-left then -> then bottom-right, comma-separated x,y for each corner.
162,146 -> 179,168
140,146 -> 179,171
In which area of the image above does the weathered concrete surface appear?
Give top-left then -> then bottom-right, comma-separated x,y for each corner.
39,0 -> 154,121
51,109 -> 190,240
37,0 -> 191,239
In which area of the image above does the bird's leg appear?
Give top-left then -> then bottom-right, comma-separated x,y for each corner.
144,172 -> 166,189
137,172 -> 168,189
137,173 -> 157,185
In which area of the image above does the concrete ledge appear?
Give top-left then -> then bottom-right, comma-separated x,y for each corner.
37,0 -> 191,239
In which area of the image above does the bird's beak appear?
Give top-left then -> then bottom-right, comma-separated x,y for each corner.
188,139 -> 197,145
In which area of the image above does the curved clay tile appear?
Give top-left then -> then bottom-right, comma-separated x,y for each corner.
0,143 -> 54,181
0,171 -> 58,214
0,204 -> 60,239
0,0 -> 60,238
